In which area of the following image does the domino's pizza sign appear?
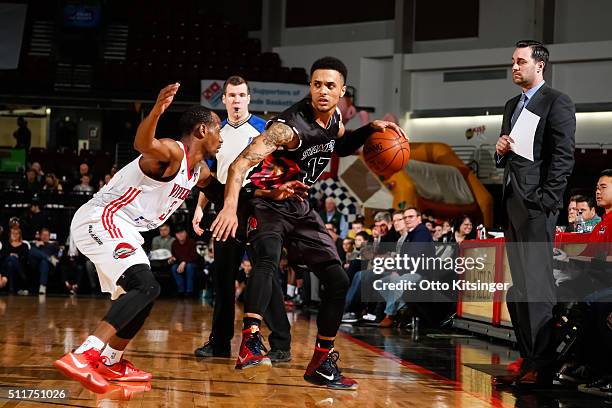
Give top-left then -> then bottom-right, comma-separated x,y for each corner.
201,79 -> 308,113
201,81 -> 224,108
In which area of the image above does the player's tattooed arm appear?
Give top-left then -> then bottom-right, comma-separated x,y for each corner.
211,122 -> 296,241
227,122 -> 296,200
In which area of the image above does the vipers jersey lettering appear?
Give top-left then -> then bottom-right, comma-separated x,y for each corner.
247,98 -> 340,189
88,141 -> 201,233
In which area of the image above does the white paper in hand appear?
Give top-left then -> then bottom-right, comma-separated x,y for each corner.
509,108 -> 540,161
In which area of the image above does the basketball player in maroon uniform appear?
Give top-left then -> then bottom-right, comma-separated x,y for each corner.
212,57 -> 406,389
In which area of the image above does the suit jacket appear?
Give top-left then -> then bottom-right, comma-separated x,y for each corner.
400,223 -> 435,277
495,84 -> 575,214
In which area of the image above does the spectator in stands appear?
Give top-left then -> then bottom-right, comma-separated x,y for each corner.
373,211 -> 400,245
572,194 -> 601,233
378,210 -> 411,327
319,197 -> 348,239
28,227 -> 59,295
0,227 -> 29,294
13,117 -> 31,151
341,238 -> 355,267
110,164 -> 118,177
347,216 -> 371,239
442,220 -> 452,235
424,219 -> 434,232
325,223 -> 345,263
566,197 -> 578,232
42,173 -> 63,194
576,171 -> 612,259
432,224 -> 444,242
69,163 -> 91,190
152,224 -> 175,252
441,215 -> 475,244
169,226 -> 198,297
30,162 -> 44,183
73,174 -> 95,193
344,231 -> 370,280
21,198 -> 51,240
98,174 -> 112,190
19,168 -> 42,195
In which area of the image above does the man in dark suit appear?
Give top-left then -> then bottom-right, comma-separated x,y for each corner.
494,40 -> 575,386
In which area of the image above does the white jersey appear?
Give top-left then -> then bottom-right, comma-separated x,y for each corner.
89,140 -> 201,235
215,114 -> 265,184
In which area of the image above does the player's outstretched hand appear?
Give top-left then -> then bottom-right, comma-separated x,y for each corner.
192,205 -> 205,236
268,180 -> 310,201
371,120 -> 408,140
152,83 -> 180,116
210,207 -> 238,242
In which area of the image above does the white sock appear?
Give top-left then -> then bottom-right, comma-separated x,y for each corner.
287,284 -> 296,297
74,335 -> 105,354
100,344 -> 124,366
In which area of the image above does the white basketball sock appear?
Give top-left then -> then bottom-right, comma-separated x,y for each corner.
74,335 -> 105,354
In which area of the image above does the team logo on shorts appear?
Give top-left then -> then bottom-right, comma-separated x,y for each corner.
113,242 -> 136,259
247,216 -> 258,235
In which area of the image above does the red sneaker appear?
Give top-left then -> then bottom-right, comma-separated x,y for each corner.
507,357 -> 524,373
304,347 -> 358,390
53,349 -> 109,393
235,326 -> 271,370
96,358 -> 152,381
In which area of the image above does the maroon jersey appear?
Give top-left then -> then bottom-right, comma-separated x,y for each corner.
247,98 -> 341,189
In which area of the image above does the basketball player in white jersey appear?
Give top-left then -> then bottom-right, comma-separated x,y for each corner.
192,76 -> 292,362
52,83 -> 222,393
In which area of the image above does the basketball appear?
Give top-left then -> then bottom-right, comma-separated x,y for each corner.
363,128 -> 410,178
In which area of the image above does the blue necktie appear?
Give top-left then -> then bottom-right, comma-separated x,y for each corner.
510,94 -> 528,129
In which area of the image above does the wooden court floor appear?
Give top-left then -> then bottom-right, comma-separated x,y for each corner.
0,295 -> 518,407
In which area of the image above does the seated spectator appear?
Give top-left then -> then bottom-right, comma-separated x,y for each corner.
342,238 -> 355,267
28,227 -> 59,295
345,231 -> 370,280
72,174 -> 95,193
152,224 -> 175,252
576,172 -> 612,260
432,224 -> 444,242
320,197 -> 348,238
373,211 -> 400,245
170,226 -> 198,296
347,216 -> 372,239
442,220 -> 452,235
31,162 -> 45,183
0,227 -> 29,293
21,198 -> 51,241
573,194 -> 601,233
378,211 -> 410,327
566,197 -> 578,232
42,173 -> 63,194
19,168 -> 42,195
68,162 -> 91,189
441,215 -> 475,244
98,174 -> 112,190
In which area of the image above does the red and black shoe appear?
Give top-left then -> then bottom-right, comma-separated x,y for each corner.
304,348 -> 358,390
235,326 -> 272,370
